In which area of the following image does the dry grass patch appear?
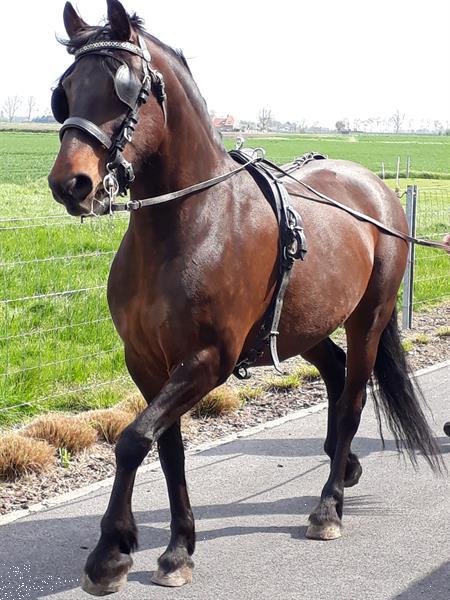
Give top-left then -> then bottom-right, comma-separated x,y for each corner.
0,432 -> 55,480
119,394 -> 147,417
192,385 -> 242,418
23,413 -> 97,454
263,372 -> 302,391
83,409 -> 133,444
436,326 -> 450,337
401,339 -> 414,352
408,333 -> 430,345
263,364 -> 320,392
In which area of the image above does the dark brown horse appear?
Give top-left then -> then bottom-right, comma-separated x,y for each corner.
48,1 -> 440,595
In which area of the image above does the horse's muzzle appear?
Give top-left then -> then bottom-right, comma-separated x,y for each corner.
47,172 -> 106,216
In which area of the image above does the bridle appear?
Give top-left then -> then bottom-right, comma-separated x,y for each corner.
52,35 -> 167,204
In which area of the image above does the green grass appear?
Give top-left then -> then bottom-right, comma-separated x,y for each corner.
224,133 -> 450,179
0,131 -> 448,426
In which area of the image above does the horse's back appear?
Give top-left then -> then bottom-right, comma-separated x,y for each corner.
272,158 -> 409,355
288,158 -> 407,229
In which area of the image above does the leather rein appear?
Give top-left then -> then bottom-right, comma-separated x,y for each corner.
107,150 -> 448,253
58,36 -> 447,253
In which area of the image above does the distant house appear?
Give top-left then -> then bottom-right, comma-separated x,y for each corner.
211,115 -> 237,132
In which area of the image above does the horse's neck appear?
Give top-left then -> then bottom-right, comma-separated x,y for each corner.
129,58 -> 232,231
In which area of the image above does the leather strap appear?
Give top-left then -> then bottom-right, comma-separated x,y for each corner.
111,156 -> 260,211
59,117 -> 113,150
266,159 -> 449,252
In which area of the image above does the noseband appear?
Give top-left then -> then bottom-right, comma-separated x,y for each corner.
52,36 -> 167,197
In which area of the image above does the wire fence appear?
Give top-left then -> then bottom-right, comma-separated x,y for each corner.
412,188 -> 450,310
0,155 -> 448,426
0,210 -> 132,426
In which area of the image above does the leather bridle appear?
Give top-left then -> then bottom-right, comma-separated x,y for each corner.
54,35 -> 167,199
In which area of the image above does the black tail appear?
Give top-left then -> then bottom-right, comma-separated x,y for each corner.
372,307 -> 442,472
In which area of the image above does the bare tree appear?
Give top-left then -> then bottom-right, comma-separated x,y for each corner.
433,120 -> 444,135
390,109 -> 405,134
297,119 -> 307,133
26,96 -> 37,122
258,107 -> 272,131
3,96 -> 22,123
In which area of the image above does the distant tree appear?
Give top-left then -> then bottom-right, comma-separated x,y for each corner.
2,96 -> 21,122
335,120 -> 347,133
433,120 -> 444,135
297,119 -> 307,133
258,107 -> 272,131
390,109 -> 405,134
26,96 -> 38,122
352,118 -> 361,132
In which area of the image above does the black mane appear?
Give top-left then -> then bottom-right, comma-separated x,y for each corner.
61,14 -> 191,75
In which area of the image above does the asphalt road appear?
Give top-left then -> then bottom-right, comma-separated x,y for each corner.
0,363 -> 449,600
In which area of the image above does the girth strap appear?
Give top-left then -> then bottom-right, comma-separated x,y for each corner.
229,150 -> 307,379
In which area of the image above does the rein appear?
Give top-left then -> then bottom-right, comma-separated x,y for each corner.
103,147 -> 448,253
266,160 -> 449,252
107,150 -> 265,212
56,38 -> 447,254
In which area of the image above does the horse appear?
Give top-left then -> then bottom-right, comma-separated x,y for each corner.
48,0 -> 440,595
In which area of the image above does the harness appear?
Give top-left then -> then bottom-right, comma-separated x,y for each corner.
229,148 -> 309,379
52,35 -> 450,380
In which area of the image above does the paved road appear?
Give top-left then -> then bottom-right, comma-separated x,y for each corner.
0,364 -> 449,600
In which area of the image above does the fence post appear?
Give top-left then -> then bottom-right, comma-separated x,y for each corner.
402,185 -> 417,329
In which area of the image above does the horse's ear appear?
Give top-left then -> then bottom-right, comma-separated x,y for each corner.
63,2 -> 89,39
107,0 -> 131,41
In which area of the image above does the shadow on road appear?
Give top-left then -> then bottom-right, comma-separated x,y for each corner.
0,432 -> 448,599
392,561 -> 450,600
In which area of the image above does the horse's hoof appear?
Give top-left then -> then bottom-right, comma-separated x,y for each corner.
80,572 -> 128,596
151,565 -> 193,587
306,522 -> 342,540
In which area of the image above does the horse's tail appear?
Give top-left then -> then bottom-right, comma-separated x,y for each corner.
371,307 -> 442,472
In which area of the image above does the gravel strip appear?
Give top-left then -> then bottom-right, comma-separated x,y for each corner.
0,304 -> 448,516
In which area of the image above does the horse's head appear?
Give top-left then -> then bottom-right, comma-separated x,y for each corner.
48,0 -> 168,216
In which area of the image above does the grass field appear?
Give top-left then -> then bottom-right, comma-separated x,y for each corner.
0,130 -> 448,426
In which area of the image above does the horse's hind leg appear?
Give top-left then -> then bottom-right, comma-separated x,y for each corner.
302,338 -> 363,487
306,300 -> 396,541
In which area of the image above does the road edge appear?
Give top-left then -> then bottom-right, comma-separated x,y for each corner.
1,359 -> 448,527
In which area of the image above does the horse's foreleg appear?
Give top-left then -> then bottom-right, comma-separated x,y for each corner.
151,419 -> 195,587
302,338 -> 363,488
81,348 -> 223,595
306,312 -> 390,541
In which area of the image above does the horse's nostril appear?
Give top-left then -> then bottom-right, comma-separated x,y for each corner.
48,173 -> 94,205
66,174 -> 93,203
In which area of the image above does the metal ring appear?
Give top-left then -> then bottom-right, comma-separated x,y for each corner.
251,147 -> 266,161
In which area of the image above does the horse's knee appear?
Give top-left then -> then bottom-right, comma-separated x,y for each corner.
116,424 -> 152,471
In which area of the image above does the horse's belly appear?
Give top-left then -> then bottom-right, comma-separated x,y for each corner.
276,208 -> 376,356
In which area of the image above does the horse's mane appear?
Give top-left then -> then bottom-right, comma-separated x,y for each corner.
61,14 -> 191,75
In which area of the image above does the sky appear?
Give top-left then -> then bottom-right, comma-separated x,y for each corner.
1,0 -> 449,129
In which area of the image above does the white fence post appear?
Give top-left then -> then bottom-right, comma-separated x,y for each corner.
402,185 -> 417,329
